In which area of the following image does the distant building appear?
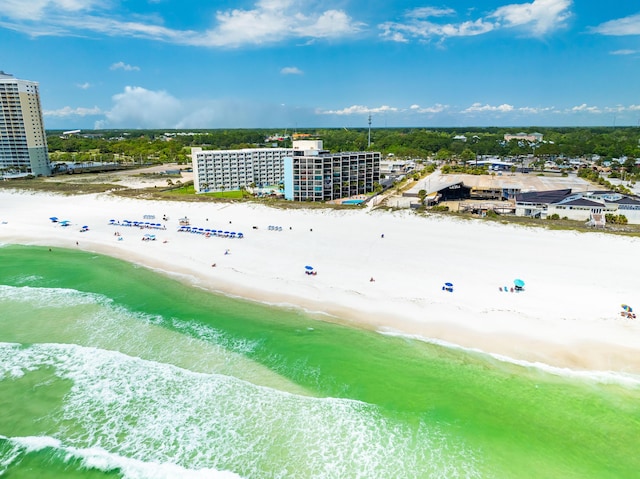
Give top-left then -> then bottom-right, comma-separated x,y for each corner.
504,132 -> 543,143
0,71 -> 51,176
380,158 -> 415,175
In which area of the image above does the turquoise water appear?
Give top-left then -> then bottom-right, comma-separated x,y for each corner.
1,244 -> 639,478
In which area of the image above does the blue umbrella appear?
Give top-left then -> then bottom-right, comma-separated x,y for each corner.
305,265 -> 314,271
49,217 -> 58,221
444,282 -> 453,287
514,279 -> 525,288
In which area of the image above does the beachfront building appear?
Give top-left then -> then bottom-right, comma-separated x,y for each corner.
283,147 -> 381,202
191,146 -> 293,193
0,71 -> 51,177
193,139 -> 381,202
515,189 -> 640,224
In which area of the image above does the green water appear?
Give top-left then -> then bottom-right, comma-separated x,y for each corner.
0,244 -> 639,478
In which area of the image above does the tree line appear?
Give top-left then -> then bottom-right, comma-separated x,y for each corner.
46,127 -> 640,167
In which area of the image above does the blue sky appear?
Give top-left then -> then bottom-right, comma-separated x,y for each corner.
1,0 -> 639,130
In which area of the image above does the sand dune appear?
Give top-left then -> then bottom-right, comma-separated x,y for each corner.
1,189 -> 639,373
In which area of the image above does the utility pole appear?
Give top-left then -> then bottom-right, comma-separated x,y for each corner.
368,114 -> 372,149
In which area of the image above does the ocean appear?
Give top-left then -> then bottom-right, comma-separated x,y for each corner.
1,244 -> 639,478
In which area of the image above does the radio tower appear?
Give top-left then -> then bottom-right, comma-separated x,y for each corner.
368,114 -> 372,148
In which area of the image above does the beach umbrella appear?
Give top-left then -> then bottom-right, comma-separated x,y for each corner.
622,304 -> 633,312
514,279 -> 525,288
444,282 -> 453,287
305,265 -> 314,271
82,225 -> 88,229
49,217 -> 58,222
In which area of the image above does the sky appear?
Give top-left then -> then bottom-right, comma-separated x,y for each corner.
1,0 -> 639,130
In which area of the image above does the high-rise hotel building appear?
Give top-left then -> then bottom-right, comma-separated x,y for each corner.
0,71 -> 52,176
192,139 -> 380,202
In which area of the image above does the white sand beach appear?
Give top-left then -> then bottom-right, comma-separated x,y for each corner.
2,189 -> 639,373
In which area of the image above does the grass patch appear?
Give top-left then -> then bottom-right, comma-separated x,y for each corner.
0,179 -> 124,195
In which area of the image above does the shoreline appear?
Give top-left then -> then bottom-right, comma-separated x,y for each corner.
1,189 -> 640,375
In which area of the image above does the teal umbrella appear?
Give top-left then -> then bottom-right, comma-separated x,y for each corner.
514,279 -> 525,288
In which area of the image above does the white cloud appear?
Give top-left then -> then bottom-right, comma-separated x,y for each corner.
591,13 -> 640,36
380,17 -> 494,42
569,103 -> 601,113
197,2 -> 364,47
463,103 -> 515,113
93,85 -> 317,129
317,105 -> 398,115
0,0 -> 363,47
1,0 -> 103,21
76,82 -> 91,89
380,0 -> 571,42
610,49 -> 638,55
409,103 -> 449,113
490,0 -> 572,36
517,106 -> 556,114
96,86 -> 184,128
110,61 -> 140,71
43,106 -> 102,117
301,10 -> 357,39
407,7 -> 456,19
281,66 -> 303,75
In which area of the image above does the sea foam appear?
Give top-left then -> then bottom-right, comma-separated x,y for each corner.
0,342 -> 481,479
1,435 -> 241,479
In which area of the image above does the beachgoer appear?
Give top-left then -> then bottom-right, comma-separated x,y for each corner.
211,263 -> 216,267
381,234 -> 384,238
76,241 -> 78,246
370,277 -> 375,282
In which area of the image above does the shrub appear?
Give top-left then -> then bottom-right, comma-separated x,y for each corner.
605,214 -> 628,225
430,205 -> 449,212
